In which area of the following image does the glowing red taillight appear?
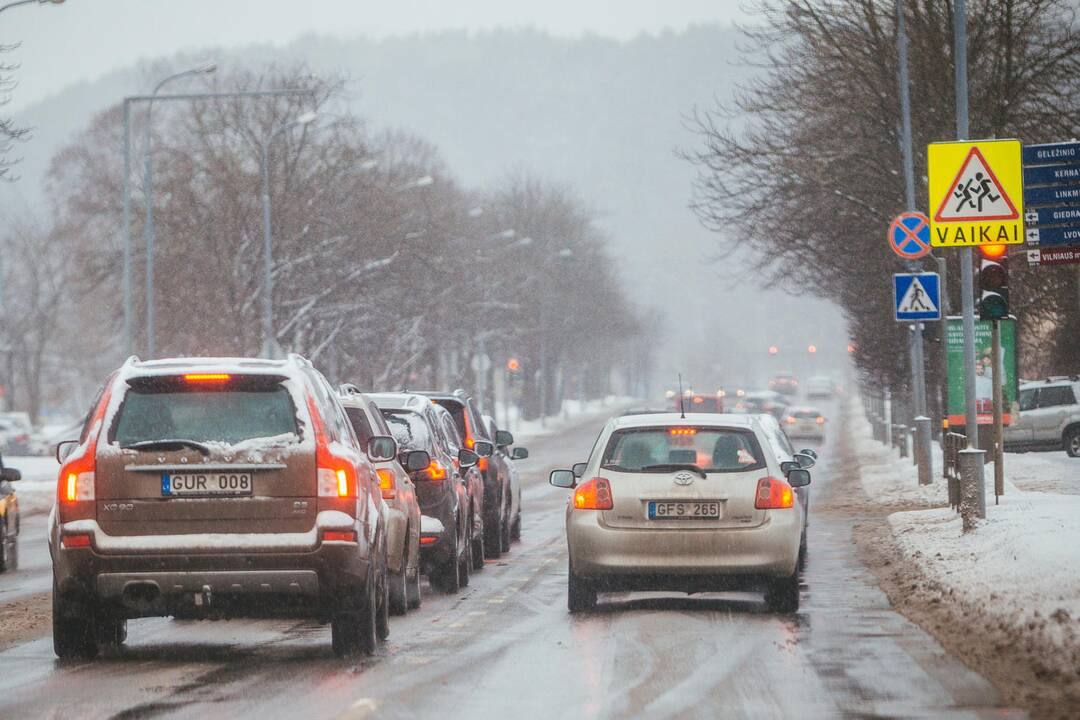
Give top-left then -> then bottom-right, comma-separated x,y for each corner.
419,460 -> 447,481
183,373 -> 231,383
755,476 -> 794,509
61,533 -> 92,549
816,416 -> 825,424
420,535 -> 439,545
573,477 -> 613,510
376,468 -> 395,499
668,427 -> 697,436
58,378 -> 114,523
307,393 -> 356,499
322,530 -> 357,543
785,416 -> 796,425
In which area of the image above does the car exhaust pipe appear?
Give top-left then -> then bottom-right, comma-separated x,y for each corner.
121,581 -> 161,612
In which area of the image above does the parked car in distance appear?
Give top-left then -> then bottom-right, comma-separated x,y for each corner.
339,385 -> 423,614
1005,377 -> 1080,456
670,392 -> 724,413
0,412 -> 34,455
804,375 -> 835,399
483,414 -> 528,542
49,355 -> 391,659
550,412 -> 811,614
420,391 -> 509,560
370,392 -> 486,592
768,372 -> 799,396
0,452 -> 20,572
783,407 -> 827,441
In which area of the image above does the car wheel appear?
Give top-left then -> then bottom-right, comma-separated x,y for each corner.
798,534 -> 808,572
460,520 -> 473,587
431,519 -> 461,594
406,560 -> 422,610
764,569 -> 800,614
511,513 -> 521,542
472,513 -> 487,570
1065,427 -> 1080,457
388,550 -> 408,616
499,496 -> 512,554
52,581 -> 98,660
567,563 -> 597,614
0,519 -> 12,573
484,491 -> 503,560
95,614 -> 127,654
375,558 -> 390,642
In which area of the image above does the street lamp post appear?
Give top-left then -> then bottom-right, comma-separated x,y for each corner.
0,0 -> 64,14
259,111 -> 317,359
141,62 -> 216,358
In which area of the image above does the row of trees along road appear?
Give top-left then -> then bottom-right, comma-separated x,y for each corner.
687,0 -> 1080,416
0,67 -> 647,423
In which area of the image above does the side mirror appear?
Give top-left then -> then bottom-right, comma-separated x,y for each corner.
495,430 -> 514,448
572,462 -> 588,478
794,451 -> 816,469
458,447 -> 480,468
511,447 -> 529,460
403,450 -> 431,473
780,460 -> 799,475
472,440 -> 494,458
549,469 -> 576,488
56,440 -> 78,464
0,467 -> 20,482
367,435 -> 398,462
787,468 -> 811,487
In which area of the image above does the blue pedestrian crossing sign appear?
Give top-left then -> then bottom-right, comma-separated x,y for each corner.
894,273 -> 941,321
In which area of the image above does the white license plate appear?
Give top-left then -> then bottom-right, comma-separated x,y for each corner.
647,501 -> 720,519
162,472 -> 252,496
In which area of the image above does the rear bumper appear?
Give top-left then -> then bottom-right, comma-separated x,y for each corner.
567,508 -> 800,582
51,511 -> 371,618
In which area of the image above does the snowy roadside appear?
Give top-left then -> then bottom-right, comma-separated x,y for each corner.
4,455 -> 59,518
851,397 -> 1080,714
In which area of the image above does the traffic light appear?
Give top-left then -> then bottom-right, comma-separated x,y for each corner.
977,244 -> 1009,320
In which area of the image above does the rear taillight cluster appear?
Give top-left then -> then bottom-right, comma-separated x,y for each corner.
755,477 -> 794,510
376,469 -> 395,499
573,477 -> 613,510
418,460 -> 447,481
57,381 -> 113,525
306,394 -> 356,500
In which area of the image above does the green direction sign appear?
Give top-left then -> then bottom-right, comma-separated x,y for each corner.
946,317 -> 1018,427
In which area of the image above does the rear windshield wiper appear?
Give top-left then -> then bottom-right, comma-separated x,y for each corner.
121,439 -> 212,455
639,463 -> 708,479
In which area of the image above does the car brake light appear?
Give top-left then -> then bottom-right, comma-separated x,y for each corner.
58,379 -> 113,523
420,535 -> 439,545
61,533 -> 92,549
420,460 -> 447,481
322,530 -> 357,543
307,393 -> 356,499
573,477 -> 613,510
183,373 -> 232,383
669,428 -> 697,436
478,456 -> 489,472
785,416 -> 796,424
816,416 -> 825,424
376,468 -> 395,499
755,477 -> 794,509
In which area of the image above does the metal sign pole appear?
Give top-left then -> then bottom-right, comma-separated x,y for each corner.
991,320 -> 1004,501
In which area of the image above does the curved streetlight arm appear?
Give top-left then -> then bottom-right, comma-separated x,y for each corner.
0,0 -> 63,14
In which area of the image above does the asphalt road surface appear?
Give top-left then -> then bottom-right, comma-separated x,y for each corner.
0,402 -> 1024,719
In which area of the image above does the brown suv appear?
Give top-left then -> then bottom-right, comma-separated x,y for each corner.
49,355 -> 391,659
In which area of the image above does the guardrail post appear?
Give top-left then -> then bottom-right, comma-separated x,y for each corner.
897,424 -> 908,458
915,416 -> 933,485
959,447 -> 986,531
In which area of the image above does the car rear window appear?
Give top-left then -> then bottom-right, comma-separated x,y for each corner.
111,385 -> 299,446
344,407 -> 374,445
381,410 -> 431,451
431,399 -> 468,440
600,427 -> 766,473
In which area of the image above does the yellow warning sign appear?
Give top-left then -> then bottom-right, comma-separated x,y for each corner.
927,139 -> 1024,247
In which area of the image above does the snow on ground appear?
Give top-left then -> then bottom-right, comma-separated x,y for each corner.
852,396 -> 1080,685
4,455 -> 59,516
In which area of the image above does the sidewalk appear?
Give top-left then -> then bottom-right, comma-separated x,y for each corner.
851,398 -> 1080,717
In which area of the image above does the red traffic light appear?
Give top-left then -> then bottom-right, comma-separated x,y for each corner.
506,358 -> 521,372
807,345 -> 817,354
978,243 -> 1008,259
768,346 -> 779,355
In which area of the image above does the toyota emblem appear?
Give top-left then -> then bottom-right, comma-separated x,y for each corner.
673,472 -> 694,486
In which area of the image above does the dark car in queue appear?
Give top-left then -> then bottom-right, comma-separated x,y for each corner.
339,386 -> 423,614
482,414 -> 529,543
419,390 -> 510,559
49,355 -> 392,659
429,403 -> 488,569
369,393 -> 488,593
0,451 -> 20,572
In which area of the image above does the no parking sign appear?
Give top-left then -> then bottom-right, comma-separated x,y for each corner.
888,211 -> 932,259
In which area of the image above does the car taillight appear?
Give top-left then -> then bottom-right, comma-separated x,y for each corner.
816,416 -> 825,424
322,530 -> 357,543
58,380 -> 113,523
419,460 -> 447,481
573,477 -> 613,510
376,468 -> 395,499
61,533 -> 92,549
755,477 -> 794,509
307,394 -> 356,499
478,456 -> 489,472
785,416 -> 796,425
420,535 -> 439,545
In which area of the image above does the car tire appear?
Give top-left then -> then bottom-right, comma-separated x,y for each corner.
567,563 -> 597,614
460,521 -> 473,586
375,558 -> 390,642
96,614 -> 127,654
511,513 -> 521,542
764,570 -> 800,614
472,517 -> 487,571
798,534 -> 808,572
1065,427 -> 1080,457
52,582 -> 98,660
0,519 -> 15,573
431,519 -> 462,594
500,495 -> 512,554
388,550 -> 408,616
406,560 -> 422,610
484,489 -> 503,560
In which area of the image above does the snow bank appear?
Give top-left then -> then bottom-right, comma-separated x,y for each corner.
851,401 -> 947,508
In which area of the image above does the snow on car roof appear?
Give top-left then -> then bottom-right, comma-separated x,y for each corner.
367,392 -> 433,410
124,356 -> 296,379
612,412 -> 755,429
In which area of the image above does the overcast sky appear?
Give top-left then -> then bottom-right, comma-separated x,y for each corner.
3,0 -> 749,112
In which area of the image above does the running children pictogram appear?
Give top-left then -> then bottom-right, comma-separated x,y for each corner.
934,147 -> 1018,222
927,139 -> 1024,247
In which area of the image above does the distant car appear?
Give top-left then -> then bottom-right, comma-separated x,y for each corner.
736,390 -> 786,420
483,414 -> 528,542
783,407 -> 827,440
550,412 -> 812,614
370,392 -> 488,592
1005,377 -> 1080,456
0,452 -> 20,572
419,391 -> 509,560
0,413 -> 34,455
339,386 -> 423,614
50,355 -> 392,659
769,372 -> 799,396
804,376 -> 835,399
670,393 -> 724,413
